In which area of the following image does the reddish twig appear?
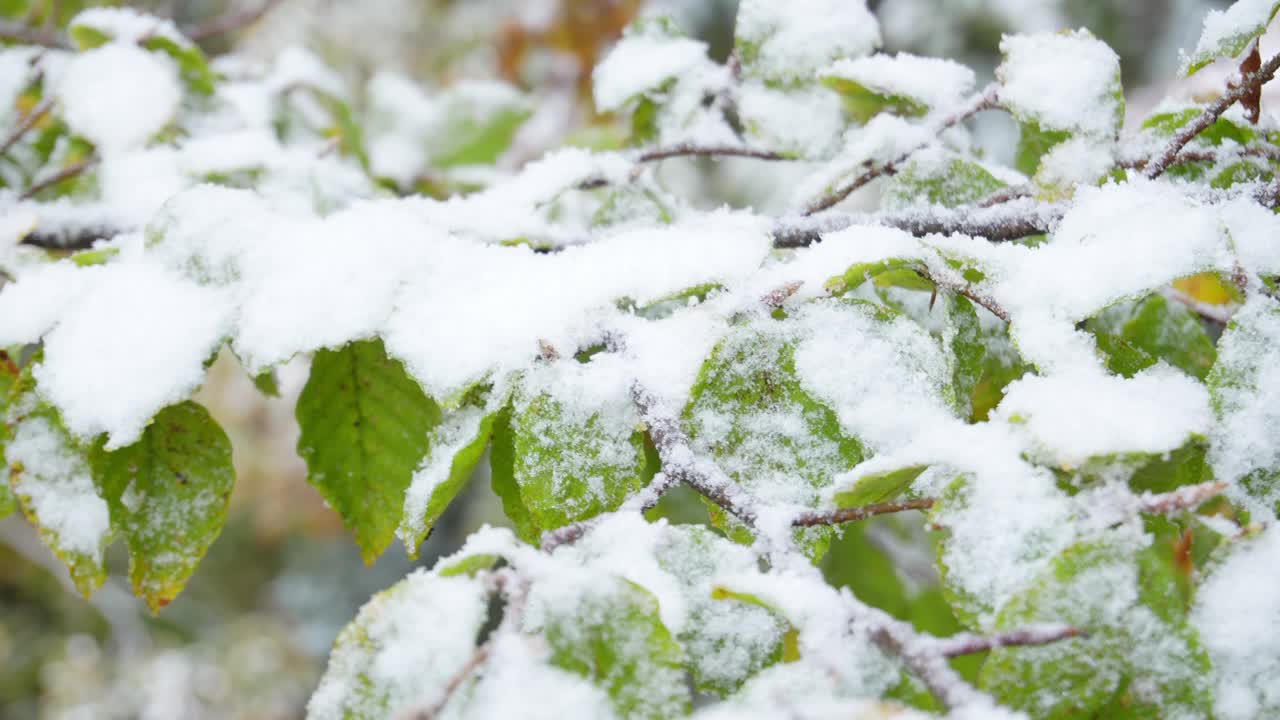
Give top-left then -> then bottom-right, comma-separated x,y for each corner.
1137,481 -> 1228,515
937,625 -> 1086,658
0,98 -> 53,158
792,498 -> 936,527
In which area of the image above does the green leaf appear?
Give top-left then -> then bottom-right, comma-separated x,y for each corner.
1186,0 -> 1280,75
882,155 -> 1007,211
397,405 -> 497,557
0,347 -> 19,518
251,368 -> 280,397
141,35 -> 216,95
67,23 -> 110,50
978,533 -> 1212,718
309,571 -> 491,719
493,368 -> 650,544
820,76 -> 926,124
1207,298 -> 1280,514
1087,294 -> 1217,380
1015,120 -> 1072,177
536,576 -> 689,720
655,526 -> 787,695
5,372 -> 110,598
436,553 -> 500,578
825,258 -> 922,296
685,315 -> 866,560
427,87 -> 531,168
296,338 -> 442,563
833,466 -> 926,507
87,401 -> 234,612
1142,108 -> 1255,145
946,294 -> 987,418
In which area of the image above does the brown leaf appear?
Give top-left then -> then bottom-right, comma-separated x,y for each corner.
1240,40 -> 1262,124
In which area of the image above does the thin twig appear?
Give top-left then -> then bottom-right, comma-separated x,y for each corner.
761,281 -> 804,309
792,498 -> 935,527
0,19 -> 69,48
1144,50 -> 1280,180
774,198 -> 1065,249
541,471 -> 680,551
20,156 -> 95,200
802,83 -> 999,216
407,645 -> 489,720
919,268 -> 1012,323
1137,480 -> 1227,515
185,0 -> 285,41
936,625 -> 1086,658
0,98 -> 52,158
636,143 -> 788,163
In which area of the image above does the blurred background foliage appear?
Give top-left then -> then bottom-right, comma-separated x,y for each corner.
0,0 -> 1227,717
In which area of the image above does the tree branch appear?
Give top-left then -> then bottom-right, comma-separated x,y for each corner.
541,471 -> 680,551
1137,480 -> 1227,515
936,625 -> 1086,658
1144,50 -> 1280,180
802,83 -> 999,216
918,268 -> 1012,323
20,156 -> 95,200
774,198 -> 1065,248
0,98 -> 52,159
186,0 -> 285,41
0,19 -> 69,48
636,143 -> 789,163
792,498 -> 935,527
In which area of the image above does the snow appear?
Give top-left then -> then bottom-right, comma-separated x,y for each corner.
1192,525 -> 1280,720
33,259 -> 234,447
1187,0 -> 1280,72
790,114 -> 933,208
735,0 -> 881,82
5,413 -> 111,563
821,53 -> 976,112
997,30 -> 1123,136
57,43 -> 182,152
593,31 -> 710,112
69,7 -> 187,46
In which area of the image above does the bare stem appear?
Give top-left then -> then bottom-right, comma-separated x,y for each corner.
936,625 -> 1086,658
636,143 -> 789,163
1138,480 -> 1228,515
792,498 -> 935,527
21,156 -> 95,200
0,98 -> 53,158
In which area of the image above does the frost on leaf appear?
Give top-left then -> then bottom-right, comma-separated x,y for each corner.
1185,0 -> 1280,75
979,529 -> 1212,718
1208,297 -> 1280,516
296,338 -> 443,563
491,359 -> 651,544
1191,525 -> 1280,720
307,570 -> 490,720
1085,293 -> 1217,381
0,348 -> 18,518
655,526 -> 788,695
684,311 -> 866,558
526,574 -> 688,720
5,381 -> 111,597
881,148 -> 1009,211
88,401 -> 235,612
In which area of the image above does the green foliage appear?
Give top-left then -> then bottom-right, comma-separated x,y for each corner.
1086,293 -> 1217,380
1185,0 -> 1280,74
296,338 -> 442,563
88,401 -> 234,611
538,577 -> 689,720
883,155 -> 1007,210
684,316 -> 866,559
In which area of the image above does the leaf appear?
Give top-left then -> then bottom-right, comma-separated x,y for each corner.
1207,298 -> 1280,514
655,526 -> 788,695
978,533 -> 1212,719
684,316 -> 866,560
88,401 -> 235,612
397,405 -> 497,557
1185,0 -> 1280,75
251,368 -> 280,397
946,294 -> 987,419
141,35 -> 216,96
436,553 -> 500,578
534,576 -> 689,720
427,86 -> 531,168
1087,294 -> 1217,380
296,338 -> 442,563
5,373 -> 110,598
826,258 -> 923,295
882,155 -> 1007,211
492,364 -> 651,544
833,466 -> 926,507
1015,120 -> 1072,177
489,404 -> 541,543
0,348 -> 19,518
308,570 -> 491,720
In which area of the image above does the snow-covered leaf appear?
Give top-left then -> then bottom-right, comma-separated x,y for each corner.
1185,0 -> 1280,75
88,401 -> 234,612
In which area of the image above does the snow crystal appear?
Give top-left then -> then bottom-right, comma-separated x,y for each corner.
735,0 -> 880,82
34,259 -> 234,447
1192,525 -> 1280,720
5,413 -> 111,562
821,53 -> 976,112
57,43 -> 182,152
997,30 -> 1122,136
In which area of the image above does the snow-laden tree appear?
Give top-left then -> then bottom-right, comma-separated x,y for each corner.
1,1 -> 1279,718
